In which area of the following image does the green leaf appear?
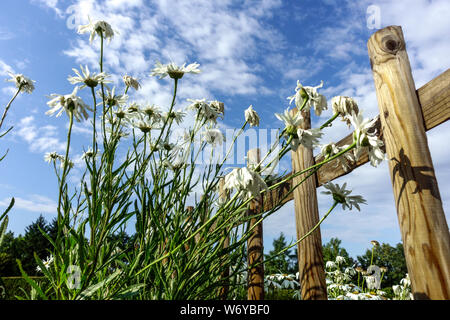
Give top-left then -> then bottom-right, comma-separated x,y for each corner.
0,149 -> 9,162
0,215 -> 8,246
0,197 -> 14,221
114,283 -> 145,300
77,269 -> 121,300
16,259 -> 48,300
0,126 -> 13,138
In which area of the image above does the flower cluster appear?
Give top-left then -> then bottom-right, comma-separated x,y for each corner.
278,80 -> 386,168
392,273 -> 413,300
265,273 -> 300,294
223,167 -> 267,200
325,256 -> 388,300
349,111 -> 385,167
275,108 -> 323,152
44,151 -> 74,169
187,98 -> 224,124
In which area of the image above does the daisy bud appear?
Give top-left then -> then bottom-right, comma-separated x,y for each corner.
245,105 -> 260,127
370,240 -> 380,247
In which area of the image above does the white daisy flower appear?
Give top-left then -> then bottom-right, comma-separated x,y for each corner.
209,100 -> 225,116
78,18 -> 115,44
44,151 -> 63,163
331,96 -> 359,126
187,98 -> 223,124
320,142 -> 355,172
344,267 -> 356,276
141,104 -> 161,118
275,108 -> 304,133
151,61 -> 201,79
113,106 -> 128,120
163,110 -> 186,125
100,87 -> 128,107
36,254 -> 53,272
287,80 -> 327,116
127,112 -> 156,133
60,158 -> 74,170
296,127 -> 323,149
392,285 -> 402,295
400,274 -> 411,287
201,128 -> 225,147
321,182 -> 367,211
6,72 -> 35,94
335,256 -> 346,264
320,142 -> 339,159
68,65 -> 110,89
81,147 -> 96,160
46,87 -> 93,122
223,167 -> 267,200
122,75 -> 141,91
245,105 -> 260,127
348,111 -> 385,167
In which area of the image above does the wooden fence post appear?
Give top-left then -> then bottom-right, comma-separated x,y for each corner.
247,148 -> 265,300
368,25 -> 450,299
290,108 -> 328,300
218,178 -> 230,299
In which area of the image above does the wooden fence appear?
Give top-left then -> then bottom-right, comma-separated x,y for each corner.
245,25 -> 450,300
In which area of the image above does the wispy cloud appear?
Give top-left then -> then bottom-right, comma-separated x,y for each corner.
0,194 -> 57,214
14,116 -> 66,153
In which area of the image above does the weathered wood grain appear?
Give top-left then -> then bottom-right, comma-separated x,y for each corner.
218,178 -> 230,300
368,25 -> 450,300
290,108 -> 327,300
246,148 -> 265,300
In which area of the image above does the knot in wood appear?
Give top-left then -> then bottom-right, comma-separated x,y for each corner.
381,35 -> 403,55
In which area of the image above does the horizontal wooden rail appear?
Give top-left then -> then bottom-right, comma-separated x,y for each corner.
262,68 -> 450,212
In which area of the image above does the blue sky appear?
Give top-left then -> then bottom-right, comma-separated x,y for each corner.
0,0 -> 449,259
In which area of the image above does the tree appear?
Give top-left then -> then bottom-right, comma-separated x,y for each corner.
356,242 -> 407,288
0,231 -> 19,276
322,237 -> 356,268
264,232 -> 294,275
16,215 -> 54,275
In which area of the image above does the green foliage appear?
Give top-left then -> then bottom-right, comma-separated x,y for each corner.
265,288 -> 296,300
264,233 -> 297,275
0,277 -> 49,300
0,215 -> 57,276
322,237 -> 356,268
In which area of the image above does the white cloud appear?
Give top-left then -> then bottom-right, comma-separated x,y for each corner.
60,0 -> 285,102
0,59 -> 14,76
31,0 -> 64,17
14,116 -> 66,153
0,194 -> 57,214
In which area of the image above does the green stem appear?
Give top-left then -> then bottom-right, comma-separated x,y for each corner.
57,110 -> 74,226
147,78 -> 178,160
242,201 -> 339,274
0,85 -> 23,131
320,112 -> 339,130
99,33 -> 107,145
268,141 -> 356,194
